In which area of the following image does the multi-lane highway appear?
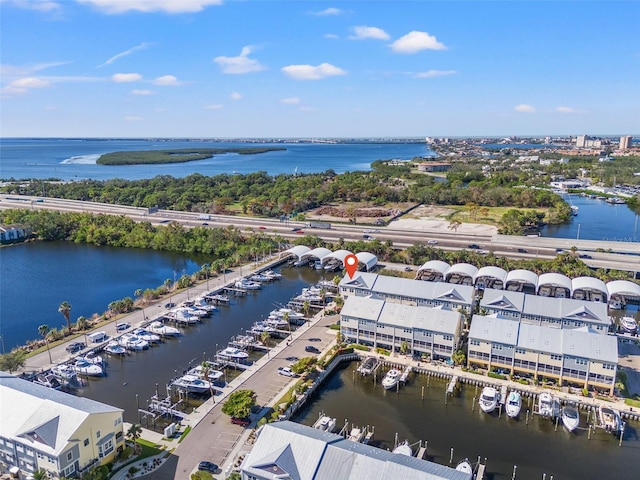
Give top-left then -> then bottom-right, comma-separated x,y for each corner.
2,195 -> 640,272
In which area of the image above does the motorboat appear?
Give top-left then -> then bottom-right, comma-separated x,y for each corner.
171,308 -> 200,325
357,357 -> 378,376
270,308 -> 305,321
598,405 -> 622,434
608,299 -> 623,310
505,391 -> 522,418
479,386 -> 499,413
265,317 -> 289,329
381,369 -> 401,390
73,359 -> 103,377
235,279 -> 261,290
104,341 -> 127,356
51,364 -> 78,383
312,414 -> 337,433
171,374 -> 212,394
218,346 -> 249,361
181,305 -> 208,317
455,459 -> 474,475
262,270 -> 282,280
34,373 -> 62,390
538,392 -> 560,418
620,317 -> 638,335
118,333 -> 150,351
347,426 -> 366,442
188,363 -> 225,383
249,273 -> 272,283
81,351 -> 104,364
392,439 -> 412,456
208,293 -> 230,303
132,328 -> 161,344
561,403 -> 581,432
147,321 -> 181,337
250,322 -> 276,334
232,335 -> 265,349
194,298 -> 217,313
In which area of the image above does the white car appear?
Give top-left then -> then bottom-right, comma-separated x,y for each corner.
427,239 -> 438,245
277,366 -> 297,377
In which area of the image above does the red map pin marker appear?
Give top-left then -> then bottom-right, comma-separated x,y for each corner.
344,254 -> 359,279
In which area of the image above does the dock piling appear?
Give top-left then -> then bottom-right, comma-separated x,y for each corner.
449,447 -> 454,464
472,396 -> 476,412
421,385 -> 424,400
526,409 -> 529,425
512,465 -> 517,480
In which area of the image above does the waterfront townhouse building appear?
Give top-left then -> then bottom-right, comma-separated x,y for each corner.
240,421 -> 472,480
340,296 -> 462,360
339,272 -> 474,313
467,316 -> 618,393
478,289 -> 525,320
520,295 -> 610,333
0,373 -> 124,479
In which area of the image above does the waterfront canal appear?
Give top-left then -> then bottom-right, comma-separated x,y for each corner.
294,363 -> 640,480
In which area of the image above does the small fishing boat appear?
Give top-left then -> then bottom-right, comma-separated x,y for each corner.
148,321 -> 181,337
104,341 -> 127,356
392,439 -> 413,457
598,405 -> 622,434
357,357 -> 378,376
561,403 -> 580,432
312,414 -> 337,433
538,392 -> 560,418
132,328 -> 161,344
505,391 -> 522,418
188,363 -> 225,383
479,386 -> 499,413
218,346 -> 249,360
455,458 -> 474,475
381,369 -> 401,390
171,374 -> 212,394
73,359 -> 103,377
81,351 -> 104,365
51,364 -> 78,384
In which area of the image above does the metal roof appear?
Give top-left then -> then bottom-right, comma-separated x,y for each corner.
339,271 -> 379,291
479,288 -> 525,312
445,263 -> 478,280
607,280 -> 640,297
571,276 -> 608,298
301,247 -> 332,261
356,252 -> 378,271
241,421 -> 471,480
469,315 -> 520,346
282,245 -> 311,260
517,323 -> 562,355
505,269 -> 538,287
561,327 -> 618,363
417,260 -> 450,274
325,249 -> 354,263
537,272 -> 572,291
341,295 -> 385,321
522,296 -> 609,326
372,275 -> 436,301
474,266 -> 507,283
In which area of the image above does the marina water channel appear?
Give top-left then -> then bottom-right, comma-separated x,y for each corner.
2,243 -> 640,479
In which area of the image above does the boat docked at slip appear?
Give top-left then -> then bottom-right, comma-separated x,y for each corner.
218,346 -> 249,361
392,440 -> 413,457
455,459 -> 474,475
250,321 -> 276,334
51,364 -> 78,384
381,369 -> 401,390
73,359 -> 103,377
171,374 -> 212,394
194,297 -> 217,313
170,308 -> 200,325
81,351 -> 104,365
147,321 -> 181,337
249,273 -> 272,283
235,278 -> 261,290
188,363 -> 225,383
132,328 -> 161,344
561,403 -> 581,432
265,317 -> 289,329
104,341 -> 127,356
33,372 -> 62,390
598,405 -> 622,435
357,357 -> 378,376
538,392 -> 560,418
313,413 -> 337,433
505,391 -> 522,418
620,316 -> 638,335
347,426 -> 366,443
119,333 -> 150,351
270,308 -> 305,321
262,269 -> 282,280
231,335 -> 265,349
479,386 -> 500,413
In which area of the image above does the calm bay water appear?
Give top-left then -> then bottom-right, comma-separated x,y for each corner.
294,364 -> 640,480
0,138 -> 432,180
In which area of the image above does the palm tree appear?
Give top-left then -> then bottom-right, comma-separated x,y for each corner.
58,301 -> 72,335
302,300 -> 311,318
38,324 -> 52,364
260,330 -> 271,348
32,469 -> 48,480
282,311 -> 292,338
200,360 -> 216,401
76,316 -> 89,331
126,423 -> 143,454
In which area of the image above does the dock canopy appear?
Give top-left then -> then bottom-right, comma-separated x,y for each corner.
537,272 -> 572,298
505,269 -> 538,294
355,252 -> 378,271
571,276 -> 608,302
444,263 -> 478,286
474,266 -> 507,290
301,247 -> 332,263
417,260 -> 450,282
323,249 -> 353,265
279,245 -> 311,261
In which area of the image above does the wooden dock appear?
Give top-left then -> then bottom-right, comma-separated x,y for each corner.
399,365 -> 412,383
446,375 -> 459,395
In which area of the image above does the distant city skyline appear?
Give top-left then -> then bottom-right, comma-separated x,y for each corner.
1,1 -> 639,138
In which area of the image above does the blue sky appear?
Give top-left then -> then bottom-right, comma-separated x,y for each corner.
1,0 -> 638,138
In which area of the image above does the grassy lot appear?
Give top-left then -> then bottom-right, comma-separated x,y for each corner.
448,205 -> 549,226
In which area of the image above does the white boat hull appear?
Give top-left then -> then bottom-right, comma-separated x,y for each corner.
561,405 -> 580,432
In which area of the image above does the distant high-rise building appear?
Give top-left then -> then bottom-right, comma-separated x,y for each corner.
620,135 -> 632,149
576,135 -> 588,147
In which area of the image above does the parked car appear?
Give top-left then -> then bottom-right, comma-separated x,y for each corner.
115,322 -> 130,331
468,244 -> 481,249
230,417 -> 251,427
517,248 -> 528,253
305,345 -> 321,354
197,461 -> 218,473
277,366 -> 297,377
164,302 -> 176,308
65,342 -> 85,353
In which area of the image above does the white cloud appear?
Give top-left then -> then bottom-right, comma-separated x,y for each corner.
281,97 -> 300,105
3,0 -> 61,12
556,106 -> 583,114
1,77 -> 51,95
350,26 -> 390,41
204,104 -> 223,110
390,31 -> 447,54
414,70 -> 457,78
124,115 -> 143,121
98,42 -> 151,68
76,0 -> 222,14
324,33 -> 339,40
213,46 -> 265,74
130,89 -> 153,95
1,62 -> 70,77
281,63 -> 346,80
153,75 -> 182,86
230,92 -> 242,100
112,73 -> 142,83
514,104 -> 536,113
311,7 -> 341,16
